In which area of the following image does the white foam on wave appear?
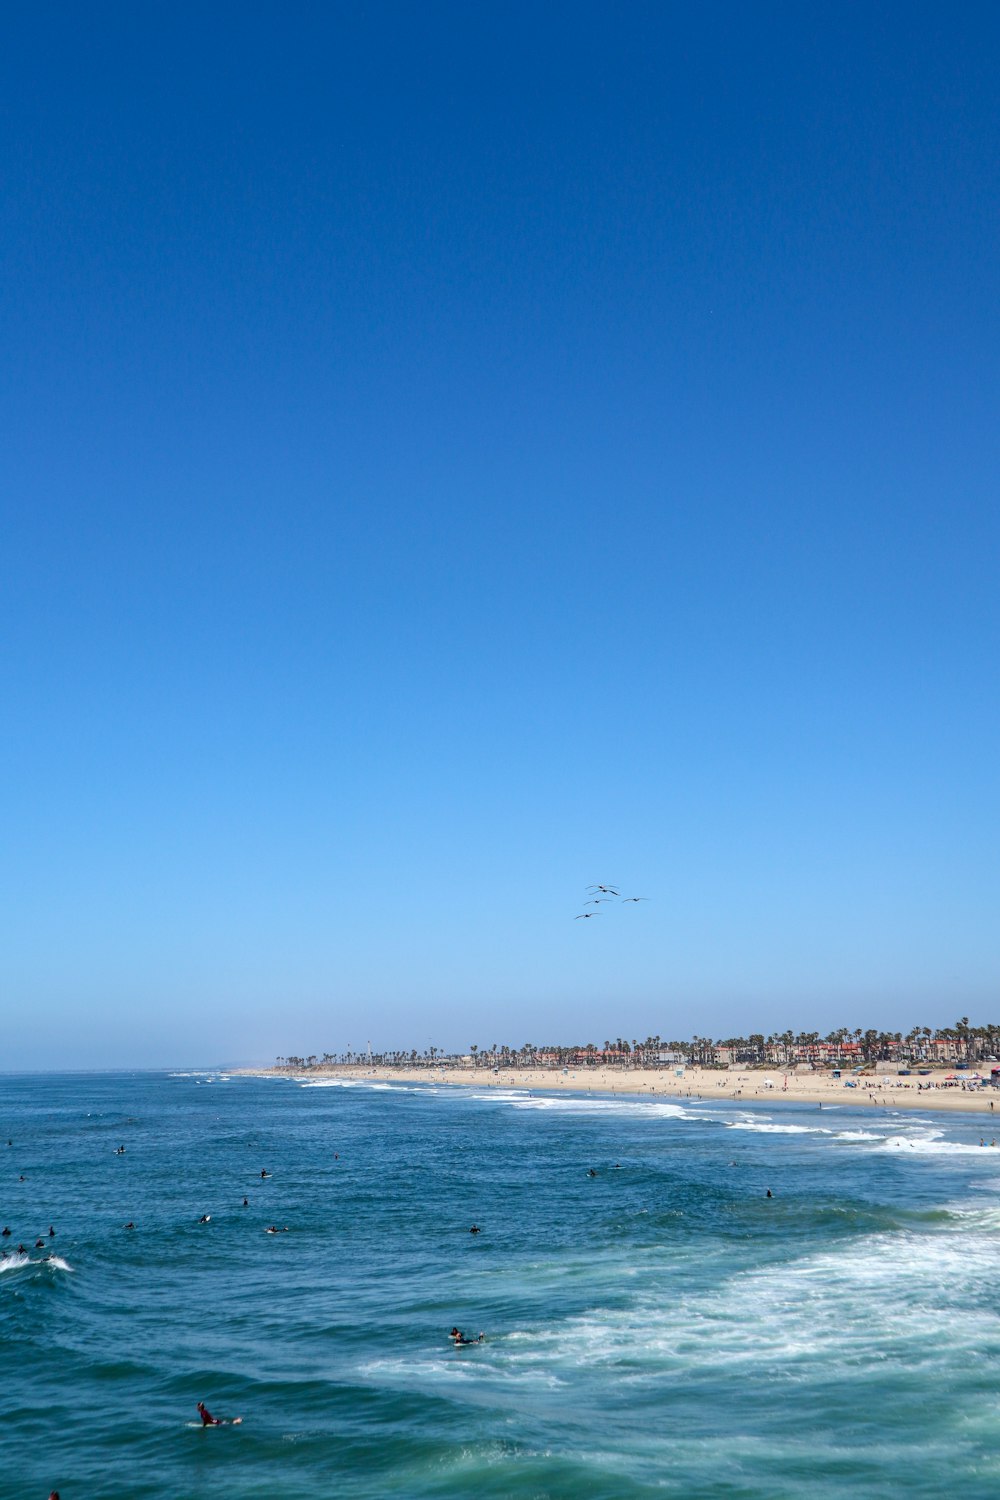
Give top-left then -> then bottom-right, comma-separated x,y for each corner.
298,1077 -> 427,1094
503,1094 -> 707,1122
880,1133 -> 999,1158
360,1351 -> 564,1394
298,1077 -> 371,1089
0,1252 -> 70,1273
497,1221 -> 1000,1385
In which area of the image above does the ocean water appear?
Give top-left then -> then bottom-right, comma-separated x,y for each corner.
3,1072 -> 1000,1498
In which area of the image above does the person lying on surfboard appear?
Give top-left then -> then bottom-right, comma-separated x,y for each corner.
449,1329 -> 485,1345
197,1401 -> 243,1426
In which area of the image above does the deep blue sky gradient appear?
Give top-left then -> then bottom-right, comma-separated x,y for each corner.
3,3 -> 998,1066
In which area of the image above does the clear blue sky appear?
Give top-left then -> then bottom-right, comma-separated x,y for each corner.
3,2 -> 998,1068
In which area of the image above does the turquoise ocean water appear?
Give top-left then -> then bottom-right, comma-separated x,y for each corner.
3,1070 -> 1000,1498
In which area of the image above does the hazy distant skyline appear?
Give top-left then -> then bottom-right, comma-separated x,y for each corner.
3,2 -> 998,1068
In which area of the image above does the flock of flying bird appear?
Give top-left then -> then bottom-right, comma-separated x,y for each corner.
575,883 -> 649,919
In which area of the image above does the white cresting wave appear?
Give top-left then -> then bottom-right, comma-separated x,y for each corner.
291,1074 -> 998,1163
0,1252 -> 72,1273
357,1217 -> 1000,1404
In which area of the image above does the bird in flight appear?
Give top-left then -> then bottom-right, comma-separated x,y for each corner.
621,897 -> 649,903
586,884 -> 620,896
574,912 -> 600,919
583,898 -> 615,905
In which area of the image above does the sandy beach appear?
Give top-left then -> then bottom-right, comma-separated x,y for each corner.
261,1064 -> 1000,1117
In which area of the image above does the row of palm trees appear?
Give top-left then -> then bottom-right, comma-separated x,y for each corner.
275,1019 -> 1000,1072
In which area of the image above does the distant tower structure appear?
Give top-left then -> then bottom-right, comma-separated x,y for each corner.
367,1040 -> 373,1064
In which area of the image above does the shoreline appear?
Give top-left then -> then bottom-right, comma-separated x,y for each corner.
240,1064 -> 1000,1117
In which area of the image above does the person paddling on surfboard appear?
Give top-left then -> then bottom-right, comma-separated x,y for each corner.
449,1328 -> 485,1345
197,1401 -> 242,1427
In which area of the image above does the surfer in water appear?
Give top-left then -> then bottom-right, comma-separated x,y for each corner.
197,1401 -> 242,1427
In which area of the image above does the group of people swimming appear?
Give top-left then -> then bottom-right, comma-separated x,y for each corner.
1,1222 -> 56,1259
